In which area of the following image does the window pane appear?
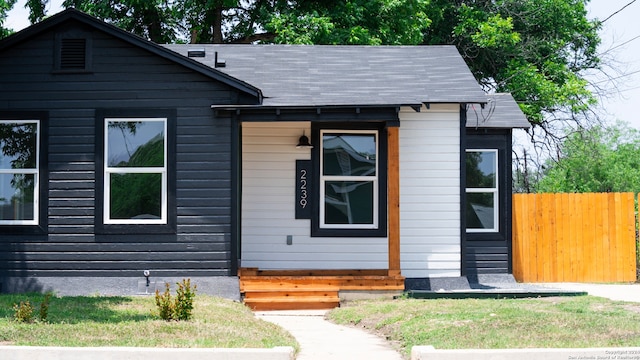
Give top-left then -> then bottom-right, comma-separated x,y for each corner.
323,134 -> 376,176
0,173 -> 35,221
107,121 -> 164,167
466,192 -> 495,229
0,122 -> 37,169
466,151 -> 496,188
109,173 -> 161,219
324,181 -> 373,224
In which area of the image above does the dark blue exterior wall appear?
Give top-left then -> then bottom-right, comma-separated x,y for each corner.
0,20 -> 240,279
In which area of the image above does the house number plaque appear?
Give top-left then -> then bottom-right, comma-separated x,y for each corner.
295,160 -> 312,219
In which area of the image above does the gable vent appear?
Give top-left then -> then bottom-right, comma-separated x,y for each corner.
60,38 -> 86,70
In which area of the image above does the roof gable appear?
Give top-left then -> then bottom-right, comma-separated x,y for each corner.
0,9 -> 262,103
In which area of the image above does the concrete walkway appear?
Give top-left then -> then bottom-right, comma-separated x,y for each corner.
256,310 -> 402,360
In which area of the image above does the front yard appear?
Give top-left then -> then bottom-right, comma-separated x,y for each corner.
328,296 -> 640,358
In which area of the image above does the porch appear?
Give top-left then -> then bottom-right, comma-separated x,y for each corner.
239,268 -> 405,310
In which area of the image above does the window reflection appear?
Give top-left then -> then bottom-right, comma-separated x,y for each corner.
105,119 -> 166,224
0,122 -> 38,223
466,151 -> 496,188
109,173 -> 161,219
324,181 -> 374,224
107,121 -> 164,167
321,132 -> 378,228
465,150 -> 498,232
323,134 -> 376,176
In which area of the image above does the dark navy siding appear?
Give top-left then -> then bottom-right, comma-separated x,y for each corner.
0,22 -> 239,277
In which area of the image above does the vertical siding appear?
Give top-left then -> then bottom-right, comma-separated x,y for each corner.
399,104 -> 461,278
513,193 -> 636,282
241,122 -> 388,269
0,27 -> 239,276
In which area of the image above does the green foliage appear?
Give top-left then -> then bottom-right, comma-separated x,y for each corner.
537,122 -> 640,193
12,292 -> 54,323
154,283 -> 174,321
154,279 -> 197,321
425,0 -> 600,126
12,300 -> 34,323
62,0 -> 177,43
174,278 -> 196,321
267,0 -> 432,45
39,292 -> 52,322
0,0 -> 17,38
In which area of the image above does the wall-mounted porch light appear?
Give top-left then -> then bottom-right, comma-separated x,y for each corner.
296,130 -> 313,149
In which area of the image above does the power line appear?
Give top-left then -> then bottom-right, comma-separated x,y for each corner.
601,0 -> 637,24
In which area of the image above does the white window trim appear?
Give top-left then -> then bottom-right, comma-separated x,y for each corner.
466,149 -> 499,233
319,129 -> 379,229
104,118 -> 167,225
0,120 -> 39,226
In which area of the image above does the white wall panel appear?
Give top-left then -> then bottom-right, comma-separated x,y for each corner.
241,122 -> 388,269
399,104 -> 462,278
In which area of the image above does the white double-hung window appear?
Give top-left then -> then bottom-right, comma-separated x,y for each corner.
104,118 -> 167,224
0,120 -> 39,225
465,149 -> 498,232
320,130 -> 378,229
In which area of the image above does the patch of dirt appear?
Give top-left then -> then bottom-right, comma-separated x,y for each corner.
623,304 -> 640,314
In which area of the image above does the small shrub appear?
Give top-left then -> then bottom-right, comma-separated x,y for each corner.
39,293 -> 53,322
13,300 -> 34,323
155,283 -> 175,321
155,279 -> 197,321
174,278 -> 196,321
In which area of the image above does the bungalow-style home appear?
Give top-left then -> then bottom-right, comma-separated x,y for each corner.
0,9 -> 529,308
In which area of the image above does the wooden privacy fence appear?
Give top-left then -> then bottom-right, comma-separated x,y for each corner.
512,193 -> 637,283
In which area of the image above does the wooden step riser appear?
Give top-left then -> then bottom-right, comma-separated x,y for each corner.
244,290 -> 339,299
246,300 -> 340,311
241,279 -> 404,291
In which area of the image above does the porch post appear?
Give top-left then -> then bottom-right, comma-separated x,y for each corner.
388,127 -> 401,276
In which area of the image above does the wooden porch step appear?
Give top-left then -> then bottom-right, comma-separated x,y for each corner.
240,275 -> 405,291
243,287 -> 341,311
244,296 -> 341,311
239,269 -> 405,310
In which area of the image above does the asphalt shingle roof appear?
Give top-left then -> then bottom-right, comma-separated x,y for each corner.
466,93 -> 530,129
163,44 -> 489,107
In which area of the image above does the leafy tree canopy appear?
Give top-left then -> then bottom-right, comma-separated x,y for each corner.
534,122 -> 640,193
2,0 -> 603,132
0,0 -> 17,38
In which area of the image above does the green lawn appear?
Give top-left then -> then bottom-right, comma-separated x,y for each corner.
328,296 -> 640,358
0,293 -> 298,350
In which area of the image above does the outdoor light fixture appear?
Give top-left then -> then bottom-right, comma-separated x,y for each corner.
296,130 -> 313,149
143,270 -> 150,288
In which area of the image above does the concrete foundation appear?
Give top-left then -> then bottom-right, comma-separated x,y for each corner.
0,276 -> 241,301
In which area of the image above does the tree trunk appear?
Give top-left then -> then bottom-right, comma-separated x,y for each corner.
213,6 -> 223,43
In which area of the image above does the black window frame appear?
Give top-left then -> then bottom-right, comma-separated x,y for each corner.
0,111 -> 48,235
95,109 -> 177,235
311,122 -> 388,238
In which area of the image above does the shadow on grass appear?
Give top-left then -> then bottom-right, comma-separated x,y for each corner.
0,294 -> 154,324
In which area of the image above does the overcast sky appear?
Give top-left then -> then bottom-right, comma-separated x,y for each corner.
6,0 -> 640,131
